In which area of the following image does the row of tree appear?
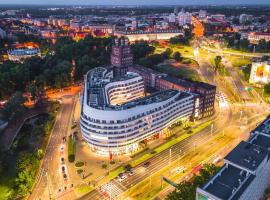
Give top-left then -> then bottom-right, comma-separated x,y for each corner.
0,35 -> 113,100
223,33 -> 270,53
166,164 -> 220,200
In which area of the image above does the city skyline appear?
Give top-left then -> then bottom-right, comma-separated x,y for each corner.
1,0 -> 270,5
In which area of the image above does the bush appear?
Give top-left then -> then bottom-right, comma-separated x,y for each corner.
77,169 -> 83,174
124,164 -> 132,171
68,138 -> 76,163
75,161 -> 84,167
150,150 -> 157,154
110,160 -> 115,165
101,164 -> 107,169
71,124 -> 77,129
68,155 -> 75,163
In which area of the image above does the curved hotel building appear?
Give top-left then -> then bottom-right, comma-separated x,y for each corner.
80,38 -> 208,155
80,67 -> 197,154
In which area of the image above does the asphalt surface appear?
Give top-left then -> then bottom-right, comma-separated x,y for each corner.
79,105 -> 232,200
29,95 -> 76,200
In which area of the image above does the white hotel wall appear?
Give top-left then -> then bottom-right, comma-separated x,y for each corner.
80,83 -> 195,154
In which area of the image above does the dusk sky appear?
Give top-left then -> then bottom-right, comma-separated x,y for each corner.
1,0 -> 270,5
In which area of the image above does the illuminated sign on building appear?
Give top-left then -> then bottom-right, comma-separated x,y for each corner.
249,61 -> 270,84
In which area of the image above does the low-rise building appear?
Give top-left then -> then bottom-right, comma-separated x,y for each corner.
129,65 -> 216,119
248,32 -> 270,44
196,116 -> 270,200
7,47 -> 41,62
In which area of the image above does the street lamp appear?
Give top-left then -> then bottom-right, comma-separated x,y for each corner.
169,148 -> 172,166
240,110 -> 243,121
210,124 -> 214,137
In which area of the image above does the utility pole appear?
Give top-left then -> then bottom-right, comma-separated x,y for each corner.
169,148 -> 172,166
210,124 -> 214,136
240,110 -> 243,121
149,172 -> 152,187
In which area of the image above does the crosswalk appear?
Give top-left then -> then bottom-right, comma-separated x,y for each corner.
216,91 -> 229,108
98,180 -> 125,199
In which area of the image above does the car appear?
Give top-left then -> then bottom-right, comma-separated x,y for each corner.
143,161 -> 150,167
127,171 -> 133,176
118,173 -> 128,182
60,146 -> 64,153
61,166 -> 65,173
127,169 -> 134,176
118,177 -> 124,182
61,157 -> 64,164
62,136 -> 66,143
63,173 -> 67,180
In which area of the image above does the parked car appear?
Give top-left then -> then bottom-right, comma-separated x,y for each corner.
62,166 -> 65,173
63,173 -> 68,180
60,146 -> 64,153
61,157 -> 64,164
143,161 -> 150,167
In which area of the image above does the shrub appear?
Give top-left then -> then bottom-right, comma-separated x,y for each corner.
68,154 -> 75,162
124,164 -> 132,171
75,161 -> 84,167
110,160 -> 115,165
101,164 -> 107,169
77,169 -> 83,174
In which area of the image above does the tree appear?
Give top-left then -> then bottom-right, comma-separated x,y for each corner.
264,83 -> 270,94
232,17 -> 240,25
166,181 -> 195,200
242,64 -> 252,81
166,164 -> 220,200
26,82 -> 38,102
165,48 -> 172,58
173,52 -> 183,62
214,56 -> 222,72
35,149 -> 44,160
2,92 -> 26,121
131,41 -> 155,60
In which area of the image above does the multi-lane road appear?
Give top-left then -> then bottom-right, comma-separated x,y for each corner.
29,44 -> 269,200
79,104 -> 232,200
29,95 -> 77,200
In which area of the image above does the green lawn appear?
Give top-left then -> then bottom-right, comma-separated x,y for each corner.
68,137 -> 76,162
169,45 -> 194,58
156,64 -> 201,81
75,184 -> 93,195
227,56 -> 251,68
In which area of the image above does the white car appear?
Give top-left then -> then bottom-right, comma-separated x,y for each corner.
60,146 -> 64,154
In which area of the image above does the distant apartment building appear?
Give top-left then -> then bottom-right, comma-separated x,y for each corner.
196,115 -> 270,200
198,10 -> 207,20
168,13 -> 177,23
249,60 -> 270,85
70,20 -> 84,31
177,11 -> 192,26
114,30 -> 183,42
248,32 -> 270,44
239,14 -> 253,24
211,14 -> 226,22
0,27 -> 7,39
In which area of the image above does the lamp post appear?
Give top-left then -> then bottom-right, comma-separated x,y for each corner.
210,124 -> 214,137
